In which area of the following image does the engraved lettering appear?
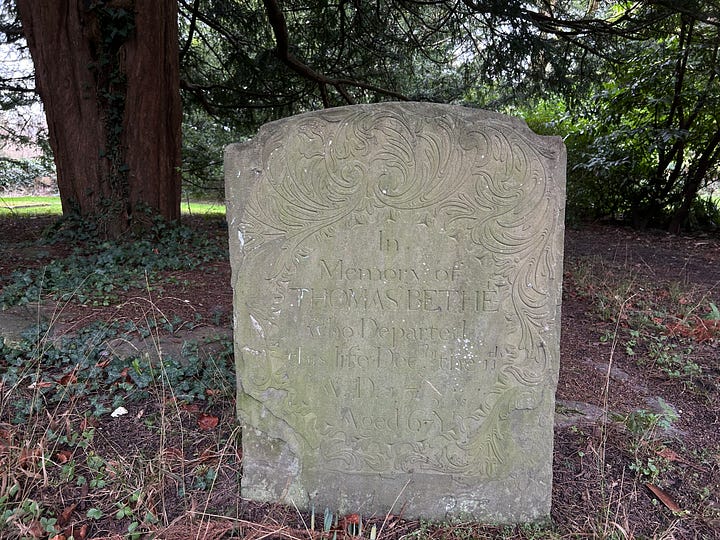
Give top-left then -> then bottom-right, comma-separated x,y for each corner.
360,318 -> 467,348
379,230 -> 399,252
342,406 -> 400,431
335,345 -> 374,369
375,347 -> 418,369
406,289 -> 471,312
318,259 -> 420,282
433,350 -> 479,372
319,259 -> 341,279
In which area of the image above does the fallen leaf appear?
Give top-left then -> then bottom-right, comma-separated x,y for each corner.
58,372 -> 77,386
343,513 -> 360,524
118,367 -> 133,383
105,459 -> 121,479
646,483 -> 681,512
27,519 -> 44,538
656,447 -> 708,472
78,524 -> 88,539
197,413 -> 219,430
181,402 -> 200,413
657,447 -> 681,462
55,450 -> 72,464
58,502 -> 77,526
49,535 -> 66,540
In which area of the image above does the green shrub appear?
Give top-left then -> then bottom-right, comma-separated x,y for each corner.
0,157 -> 55,193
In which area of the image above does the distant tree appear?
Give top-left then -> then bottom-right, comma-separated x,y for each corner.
567,1 -> 720,231
16,0 -> 181,237
0,2 -> 39,150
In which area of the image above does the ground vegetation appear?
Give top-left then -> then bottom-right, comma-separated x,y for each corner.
0,214 -> 718,539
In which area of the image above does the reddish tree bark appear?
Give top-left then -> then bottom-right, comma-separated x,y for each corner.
17,0 -> 181,236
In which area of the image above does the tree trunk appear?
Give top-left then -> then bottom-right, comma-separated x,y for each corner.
668,126 -> 720,234
17,0 -> 181,237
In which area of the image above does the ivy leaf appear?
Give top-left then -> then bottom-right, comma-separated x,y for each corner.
87,508 -> 103,520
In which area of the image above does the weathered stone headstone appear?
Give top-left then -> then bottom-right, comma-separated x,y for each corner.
225,103 -> 565,522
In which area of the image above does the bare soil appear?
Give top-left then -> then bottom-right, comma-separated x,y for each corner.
1,216 -> 719,539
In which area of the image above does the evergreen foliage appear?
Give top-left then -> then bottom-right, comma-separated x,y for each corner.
2,1 -> 720,231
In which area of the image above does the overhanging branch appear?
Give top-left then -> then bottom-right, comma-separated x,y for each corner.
262,0 -> 408,105
179,0 -> 200,64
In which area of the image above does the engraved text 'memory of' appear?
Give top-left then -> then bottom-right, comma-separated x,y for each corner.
319,258 -> 464,282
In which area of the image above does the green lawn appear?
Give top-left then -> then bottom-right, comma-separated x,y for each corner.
179,198 -> 226,216
0,196 -> 225,217
0,195 -> 63,216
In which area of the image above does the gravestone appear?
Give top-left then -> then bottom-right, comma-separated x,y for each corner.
225,103 -> 565,522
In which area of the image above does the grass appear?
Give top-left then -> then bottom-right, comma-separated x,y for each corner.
0,196 -> 63,216
584,281 -> 714,529
2,310 -> 564,539
180,198 -> 226,216
561,254 -> 720,538
0,196 -> 225,217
